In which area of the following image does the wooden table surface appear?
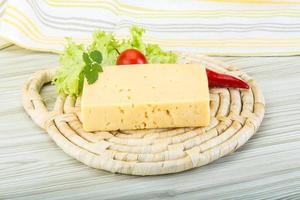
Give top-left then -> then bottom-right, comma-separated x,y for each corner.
1,46 -> 300,200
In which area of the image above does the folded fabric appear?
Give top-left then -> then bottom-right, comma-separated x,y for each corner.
0,39 -> 11,49
1,0 -> 300,56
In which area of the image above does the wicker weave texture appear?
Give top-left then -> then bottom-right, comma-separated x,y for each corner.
22,54 -> 265,175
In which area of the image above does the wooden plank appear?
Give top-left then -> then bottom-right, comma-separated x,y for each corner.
0,46 -> 300,199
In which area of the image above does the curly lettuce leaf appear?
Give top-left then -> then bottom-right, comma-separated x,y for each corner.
128,26 -> 147,54
126,26 -> 177,64
52,39 -> 85,96
89,31 -> 120,66
146,44 -> 177,64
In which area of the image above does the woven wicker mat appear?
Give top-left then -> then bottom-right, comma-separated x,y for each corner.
22,54 -> 265,176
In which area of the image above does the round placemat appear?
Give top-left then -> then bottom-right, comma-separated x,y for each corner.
22,54 -> 265,175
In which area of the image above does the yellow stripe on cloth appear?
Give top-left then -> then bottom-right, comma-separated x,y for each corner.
3,7 -> 300,47
1,0 -> 300,55
44,0 -> 300,18
0,39 -> 12,49
202,0 -> 300,4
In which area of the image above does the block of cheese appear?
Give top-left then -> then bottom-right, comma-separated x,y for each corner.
81,64 -> 210,131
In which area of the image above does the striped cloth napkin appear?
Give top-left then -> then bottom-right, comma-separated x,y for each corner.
1,0 -> 300,56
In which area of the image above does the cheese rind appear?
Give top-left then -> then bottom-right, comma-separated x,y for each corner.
81,64 -> 210,131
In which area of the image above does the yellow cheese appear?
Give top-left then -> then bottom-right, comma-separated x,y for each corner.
81,64 -> 210,131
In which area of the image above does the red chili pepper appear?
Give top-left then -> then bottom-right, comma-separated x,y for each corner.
206,68 -> 249,89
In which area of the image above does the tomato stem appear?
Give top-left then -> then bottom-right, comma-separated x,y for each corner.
115,48 -> 120,55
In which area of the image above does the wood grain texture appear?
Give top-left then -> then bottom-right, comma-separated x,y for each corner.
0,46 -> 300,199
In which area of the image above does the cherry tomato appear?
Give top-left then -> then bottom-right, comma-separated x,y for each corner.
116,49 -> 147,65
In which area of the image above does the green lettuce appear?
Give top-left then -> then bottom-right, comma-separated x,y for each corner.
53,26 -> 177,96
53,39 -> 85,96
146,44 -> 177,64
128,26 -> 147,54
89,31 -> 120,66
